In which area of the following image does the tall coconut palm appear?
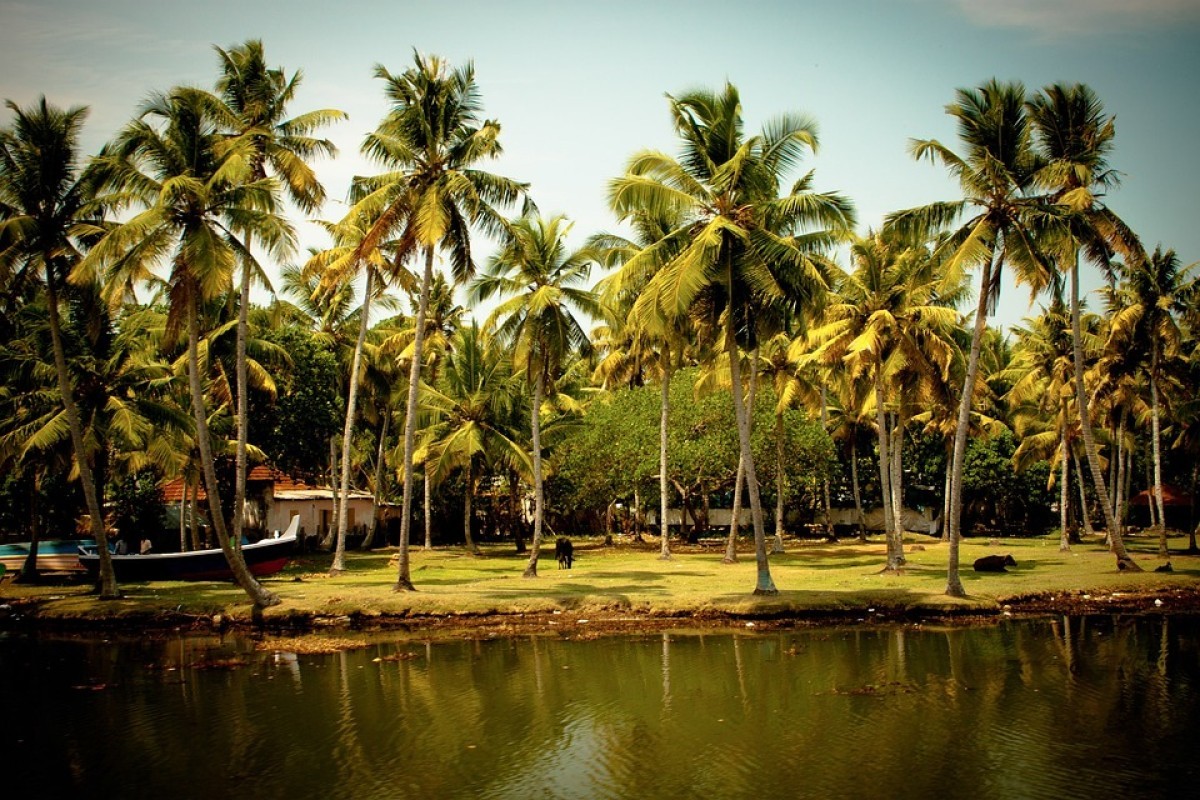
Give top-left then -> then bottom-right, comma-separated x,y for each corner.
80,88 -> 294,608
1027,82 -> 1143,570
0,98 -> 123,596
211,39 -> 343,556
1106,247 -> 1196,559
610,83 -> 854,594
472,213 -> 600,577
338,52 -> 528,591
593,210 -> 691,560
889,79 -> 1053,596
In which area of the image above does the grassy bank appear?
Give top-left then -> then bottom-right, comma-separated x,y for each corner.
2,531 -> 1198,631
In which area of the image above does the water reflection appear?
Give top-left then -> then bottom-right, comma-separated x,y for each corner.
2,616 -> 1197,799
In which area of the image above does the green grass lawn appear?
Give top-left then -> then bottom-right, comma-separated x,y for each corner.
3,530 -> 1198,626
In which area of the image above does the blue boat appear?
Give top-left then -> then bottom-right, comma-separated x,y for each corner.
0,539 -> 94,574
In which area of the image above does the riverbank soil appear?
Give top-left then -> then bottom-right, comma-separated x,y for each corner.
2,530 -> 1197,635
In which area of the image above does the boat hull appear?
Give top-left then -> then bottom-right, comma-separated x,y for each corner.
78,519 -> 298,583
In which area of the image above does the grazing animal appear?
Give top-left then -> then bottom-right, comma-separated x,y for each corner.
973,554 -> 1017,573
555,537 -> 574,569
1155,562 -> 1173,573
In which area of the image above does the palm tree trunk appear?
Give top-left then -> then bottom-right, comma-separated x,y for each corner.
724,454 -> 744,564
1069,257 -> 1139,569
889,412 -> 906,568
818,385 -> 834,543
179,478 -> 189,552
946,252 -> 996,596
233,250 -> 253,561
362,412 -> 388,550
43,276 -> 119,597
1115,408 -> 1128,526
774,411 -> 786,552
19,476 -> 41,582
851,433 -> 867,542
1150,353 -> 1169,560
875,376 -> 898,568
1072,450 -> 1096,537
522,366 -> 547,577
424,471 -> 433,550
397,247 -> 435,591
726,329 -> 776,594
1059,430 -> 1070,552
322,436 -> 339,550
190,477 -> 202,550
464,461 -> 479,554
187,295 -> 278,608
332,268 -> 374,573
659,357 -> 672,561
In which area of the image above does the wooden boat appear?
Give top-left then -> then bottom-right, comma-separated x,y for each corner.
77,517 -> 298,582
0,539 -> 93,574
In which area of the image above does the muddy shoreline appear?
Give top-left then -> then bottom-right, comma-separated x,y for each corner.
4,583 -> 1198,641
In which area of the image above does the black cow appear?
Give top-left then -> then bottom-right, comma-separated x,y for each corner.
973,554 -> 1017,572
555,537 -> 574,569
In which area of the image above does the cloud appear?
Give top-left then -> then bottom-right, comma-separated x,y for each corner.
943,0 -> 1200,38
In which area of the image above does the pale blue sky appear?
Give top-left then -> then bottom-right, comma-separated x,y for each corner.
2,0 -> 1198,330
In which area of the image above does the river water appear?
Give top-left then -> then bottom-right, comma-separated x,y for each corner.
3,615 -> 1197,799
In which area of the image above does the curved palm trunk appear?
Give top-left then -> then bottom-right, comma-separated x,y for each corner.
659,359 -> 672,561
946,253 -> 996,597
45,276 -> 119,597
187,296 -> 278,608
1150,351 -> 1169,560
726,331 -> 776,594
361,412 -> 389,550
1069,259 -> 1139,570
331,268 -> 374,573
522,368 -> 547,578
397,247 -> 436,591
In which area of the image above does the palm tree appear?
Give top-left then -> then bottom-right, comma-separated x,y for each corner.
1106,247 -> 1196,559
418,324 -> 531,553
0,98 -> 123,596
211,39 -> 343,557
801,231 -> 957,570
338,52 -> 528,591
889,79 -> 1053,596
592,211 -> 691,560
80,88 -> 294,608
610,83 -> 854,594
472,213 -> 600,577
1027,82 -> 1143,570
303,217 -> 397,572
